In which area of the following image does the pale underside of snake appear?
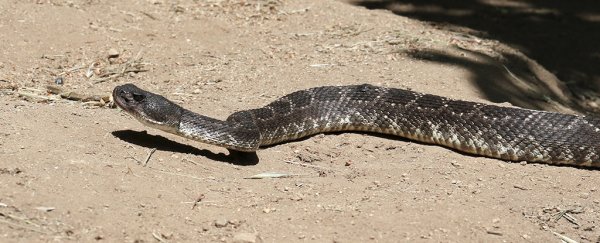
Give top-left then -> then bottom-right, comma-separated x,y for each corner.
113,83 -> 600,168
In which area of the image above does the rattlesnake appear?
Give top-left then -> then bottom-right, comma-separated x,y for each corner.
113,83 -> 600,168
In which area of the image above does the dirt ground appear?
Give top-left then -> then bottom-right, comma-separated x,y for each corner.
1,0 -> 599,242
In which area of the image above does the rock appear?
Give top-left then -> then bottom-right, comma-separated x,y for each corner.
232,232 -> 260,243
54,76 -> 64,85
35,206 -> 55,212
108,48 -> 119,58
214,218 -> 228,228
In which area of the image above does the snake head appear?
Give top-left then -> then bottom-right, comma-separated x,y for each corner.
113,83 -> 183,133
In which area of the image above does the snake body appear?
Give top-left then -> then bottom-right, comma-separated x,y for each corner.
113,83 -> 600,168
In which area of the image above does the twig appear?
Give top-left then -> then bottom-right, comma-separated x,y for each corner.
182,158 -> 198,166
125,165 -> 136,176
125,151 -> 143,164
181,201 -> 223,208
93,49 -> 147,84
486,230 -> 503,236
152,231 -> 167,243
92,75 -> 115,84
93,68 -> 148,84
17,91 -> 57,101
140,11 -> 158,20
191,194 -> 205,210
20,87 -> 43,92
57,64 -> 85,75
143,148 -> 157,167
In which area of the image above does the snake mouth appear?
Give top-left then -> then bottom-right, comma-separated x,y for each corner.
112,87 -> 128,111
112,84 -> 145,113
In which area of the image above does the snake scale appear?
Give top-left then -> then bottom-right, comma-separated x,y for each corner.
113,83 -> 600,168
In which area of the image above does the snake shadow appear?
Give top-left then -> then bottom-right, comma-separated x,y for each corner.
112,130 -> 597,170
111,130 -> 259,165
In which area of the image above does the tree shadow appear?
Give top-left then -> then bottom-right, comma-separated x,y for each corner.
348,0 -> 600,112
406,47 -> 577,111
111,130 -> 259,165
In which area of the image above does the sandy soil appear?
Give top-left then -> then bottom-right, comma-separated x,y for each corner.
0,0 -> 598,242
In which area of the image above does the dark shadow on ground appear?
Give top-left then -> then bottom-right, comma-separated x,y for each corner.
406,47 -> 576,111
348,0 -> 600,112
112,129 -> 597,169
112,130 -> 259,165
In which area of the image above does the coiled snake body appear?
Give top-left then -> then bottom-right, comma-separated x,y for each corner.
113,83 -> 600,168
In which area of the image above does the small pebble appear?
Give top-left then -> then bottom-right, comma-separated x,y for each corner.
54,76 -> 64,85
214,218 -> 228,228
108,48 -> 119,58
35,206 -> 55,212
290,194 -> 303,201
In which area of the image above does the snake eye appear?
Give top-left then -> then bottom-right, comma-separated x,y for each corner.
132,93 -> 145,102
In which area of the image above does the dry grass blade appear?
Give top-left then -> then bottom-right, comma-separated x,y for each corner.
93,49 -> 148,84
57,64 -> 85,75
0,219 -> 48,234
0,213 -> 48,234
152,231 -> 167,242
554,210 -> 579,225
245,172 -> 298,179
562,212 -> 579,225
551,231 -> 579,243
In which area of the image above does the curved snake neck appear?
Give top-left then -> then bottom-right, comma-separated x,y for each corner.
113,83 -> 600,168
